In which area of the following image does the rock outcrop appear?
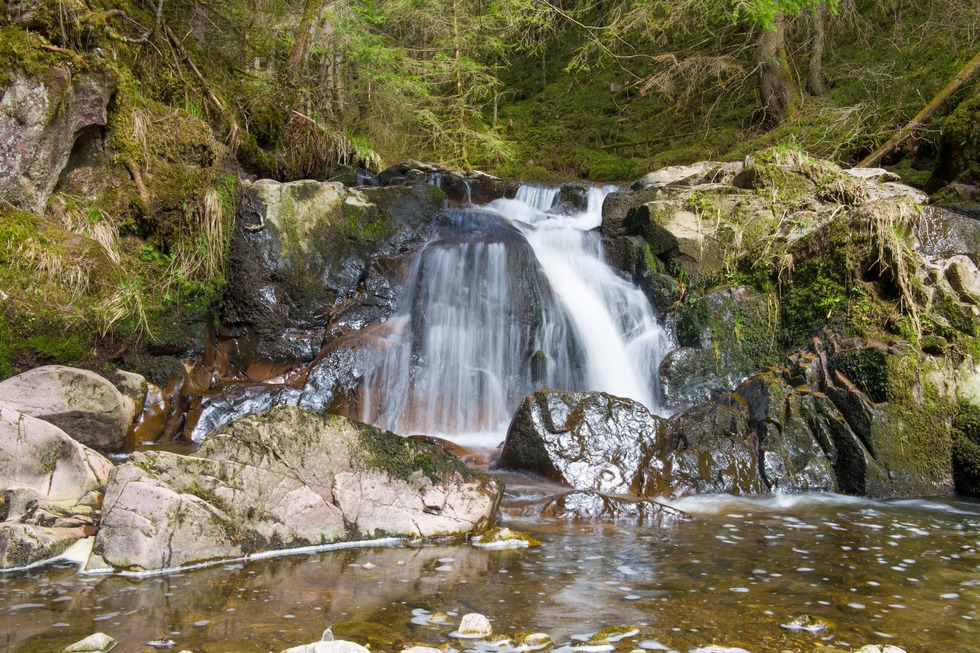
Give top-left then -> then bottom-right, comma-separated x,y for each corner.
222,178 -> 445,372
498,333 -> 960,499
0,404 -> 112,569
92,406 -> 501,572
0,68 -> 114,213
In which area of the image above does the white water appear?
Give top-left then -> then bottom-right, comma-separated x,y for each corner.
359,184 -> 671,445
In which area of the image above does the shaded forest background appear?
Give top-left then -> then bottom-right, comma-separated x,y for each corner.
1,0 -> 979,374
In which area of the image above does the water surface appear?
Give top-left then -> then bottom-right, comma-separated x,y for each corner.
3,487 -> 976,653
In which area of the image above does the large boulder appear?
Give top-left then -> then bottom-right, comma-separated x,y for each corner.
222,179 -> 444,369
497,390 -> 668,495
0,67 -> 114,213
92,406 -> 501,572
0,365 -> 136,452
0,404 -> 112,569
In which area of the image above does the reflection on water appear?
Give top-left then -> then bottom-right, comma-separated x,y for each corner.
1,491 -> 977,653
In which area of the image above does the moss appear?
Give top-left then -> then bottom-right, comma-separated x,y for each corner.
831,348 -> 890,403
349,416 -> 475,485
0,26 -> 63,80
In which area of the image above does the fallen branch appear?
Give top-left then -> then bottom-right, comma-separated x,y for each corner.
164,24 -> 226,112
858,49 -> 980,168
124,157 -> 150,205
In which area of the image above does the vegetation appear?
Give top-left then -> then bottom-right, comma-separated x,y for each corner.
0,0 -> 978,375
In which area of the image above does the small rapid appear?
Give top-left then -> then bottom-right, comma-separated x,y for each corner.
359,184 -> 670,445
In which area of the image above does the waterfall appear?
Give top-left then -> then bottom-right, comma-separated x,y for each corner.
359,184 -> 670,446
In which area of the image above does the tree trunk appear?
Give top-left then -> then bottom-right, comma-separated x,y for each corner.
285,0 -> 328,82
806,3 -> 826,96
859,48 -> 980,168
757,13 -> 793,127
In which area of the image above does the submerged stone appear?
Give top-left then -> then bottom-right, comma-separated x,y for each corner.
471,526 -> 541,549
779,614 -> 833,632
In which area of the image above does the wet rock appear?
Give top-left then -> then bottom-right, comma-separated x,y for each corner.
553,182 -> 591,213
457,613 -> 493,638
93,406 -> 501,572
471,526 -> 541,549
916,206 -> 980,263
736,373 -> 836,492
660,435 -> 765,497
497,390 -> 667,495
223,178 -> 441,367
522,490 -> 688,525
853,647 -> 906,653
0,365 -> 136,452
62,632 -> 117,652
779,614 -> 833,632
662,287 -> 780,411
0,68 -> 114,212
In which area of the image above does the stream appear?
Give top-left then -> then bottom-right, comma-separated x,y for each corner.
2,184 -> 978,652
1,480 -> 977,652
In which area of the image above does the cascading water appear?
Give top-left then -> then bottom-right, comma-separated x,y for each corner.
359,184 -> 671,445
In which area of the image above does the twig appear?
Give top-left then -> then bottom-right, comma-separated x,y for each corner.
124,157 -> 150,205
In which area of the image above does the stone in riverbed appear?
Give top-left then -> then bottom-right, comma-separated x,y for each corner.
92,406 -> 501,572
62,633 -> 117,652
456,613 -> 493,638
497,390 -> 667,495
471,526 -> 541,549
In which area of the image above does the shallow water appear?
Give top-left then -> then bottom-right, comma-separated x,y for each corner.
2,483 -> 977,653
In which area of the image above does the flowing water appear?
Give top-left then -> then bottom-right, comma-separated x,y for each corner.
2,487 -> 977,652
359,184 -> 670,445
3,184 -> 978,652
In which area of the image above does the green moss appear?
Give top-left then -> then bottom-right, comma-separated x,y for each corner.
0,26 -> 63,79
350,416 -> 475,484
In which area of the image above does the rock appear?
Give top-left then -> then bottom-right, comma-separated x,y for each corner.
282,640 -> 372,653
662,287 -> 780,410
0,404 -> 111,569
471,526 -> 541,549
222,179 -> 442,366
105,369 -> 149,426
0,523 -> 91,570
944,254 -> 980,302
917,206 -> 980,263
0,68 -> 114,212
521,490 -> 689,525
63,632 -> 117,652
844,168 -> 901,183
630,162 -> 718,190
0,365 -> 135,452
93,406 -> 501,572
779,614 -> 833,632
456,613 -> 493,638
853,647 -> 906,653
497,390 -> 667,495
